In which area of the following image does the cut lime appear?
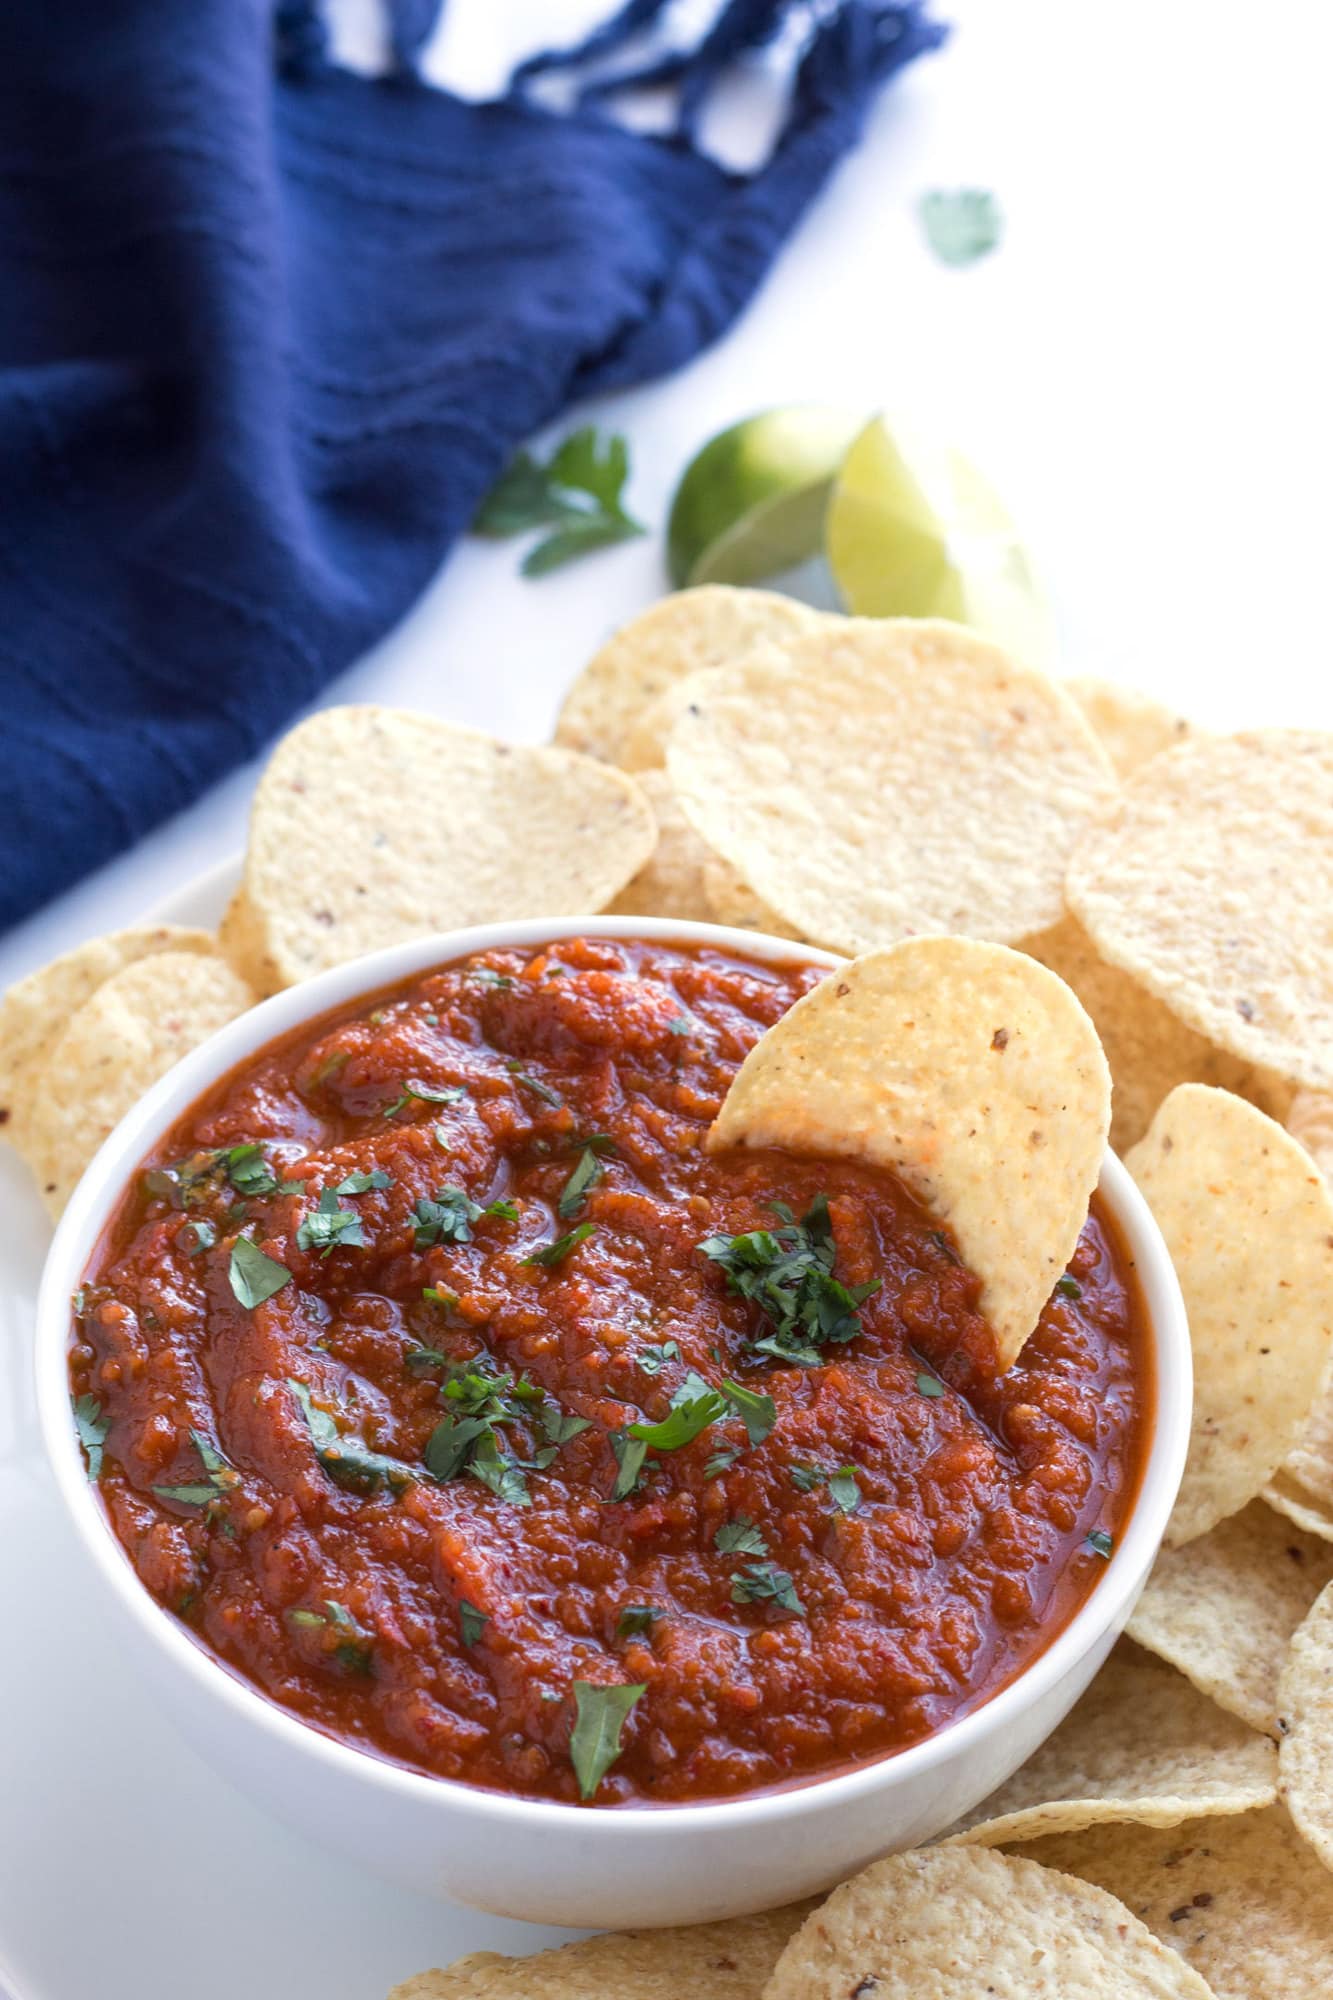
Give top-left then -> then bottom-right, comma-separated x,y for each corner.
825,417 -> 1054,665
667,406 -> 863,589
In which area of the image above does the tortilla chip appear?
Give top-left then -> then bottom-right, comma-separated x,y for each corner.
604,770 -> 721,924
698,857 -> 808,941
619,676 -> 710,774
765,1845 -> 1215,1999
240,707 -> 656,987
1021,916 -> 1293,1154
1126,1500 -> 1333,1735
1067,730 -> 1333,1091
666,619 -> 1118,955
1064,676 -> 1192,779
218,887 -> 283,1000
552,587 -> 821,768
709,937 -> 1111,1367
1012,1806 -> 1333,1999
1262,1472 -> 1333,1543
22,952 -> 255,1217
942,1640 -> 1275,1846
1276,1580 -> 1333,1869
0,926 -> 217,1152
1287,1087 -> 1333,1181
1125,1085 -> 1333,1545
386,1900 -> 814,1999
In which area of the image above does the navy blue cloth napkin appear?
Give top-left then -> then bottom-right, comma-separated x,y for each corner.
0,0 -> 943,930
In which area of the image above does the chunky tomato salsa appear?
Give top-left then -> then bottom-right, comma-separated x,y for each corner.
71,937 -> 1150,1806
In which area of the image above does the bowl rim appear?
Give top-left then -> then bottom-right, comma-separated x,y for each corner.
35,914 -> 1192,1837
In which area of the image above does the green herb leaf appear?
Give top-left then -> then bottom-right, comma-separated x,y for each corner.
538,1401 -> 592,1447
720,1376 -> 776,1447
406,1082 -> 467,1106
827,1465 -> 862,1515
412,1186 -> 482,1248
465,967 -> 515,989
558,1146 -> 605,1219
714,1516 -> 768,1558
228,1235 -> 293,1310
1086,1527 -> 1114,1559
297,1187 -> 367,1259
469,1427 -> 532,1506
790,1464 -> 823,1492
638,1339 -> 681,1377
610,1429 -> 648,1500
181,1218 -> 215,1256
1055,1274 -> 1084,1300
730,1562 -> 806,1616
420,1288 -> 458,1312
699,1195 -> 878,1367
335,1169 -> 393,1195
627,1371 -> 727,1451
152,1482 -> 221,1507
524,1221 -> 596,1268
506,1062 -> 564,1109
569,1679 -> 647,1800
459,1600 -> 489,1647
472,450 -> 575,537
477,427 -> 647,579
667,1013 -> 692,1036
616,1605 -> 663,1641
919,188 -> 1003,268
703,1444 -> 741,1481
288,1379 -> 414,1496
72,1394 -> 109,1481
915,1371 -> 946,1399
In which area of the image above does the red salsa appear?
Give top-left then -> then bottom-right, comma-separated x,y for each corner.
70,937 -> 1150,1805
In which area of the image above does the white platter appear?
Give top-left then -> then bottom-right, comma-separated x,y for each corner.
0,859 -> 586,2000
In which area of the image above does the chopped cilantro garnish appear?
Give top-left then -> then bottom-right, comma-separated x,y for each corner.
915,1370 -> 946,1399
420,1287 -> 459,1312
790,1464 -> 823,1492
637,1339 -> 680,1377
228,1235 -> 292,1310
464,967 -> 514,989
422,1354 -> 580,1505
616,1605 -> 663,1641
826,1466 -> 862,1515
627,1371 -> 727,1451
699,1196 -> 878,1366
568,1679 -> 647,1799
558,1146 -> 605,1218
335,1169 -> 393,1195
147,1141 -> 287,1208
297,1187 -> 366,1259
72,1393 -> 109,1480
714,1517 -> 768,1558
610,1430 -> 648,1501
1055,1274 -> 1084,1300
181,1218 -> 215,1256
506,1062 -> 563,1108
413,1185 -> 513,1249
719,1376 -> 776,1446
153,1429 -> 241,1508
288,1379 -> 414,1497
459,1600 -> 489,1647
152,1481 -> 221,1508
730,1562 -> 806,1616
919,187 -> 1003,268
1086,1527 -> 1114,1559
524,1221 -> 596,1268
703,1444 -> 741,1481
405,1346 -> 446,1371
667,1013 -> 692,1036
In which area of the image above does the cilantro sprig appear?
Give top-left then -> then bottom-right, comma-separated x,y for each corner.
699,1195 -> 878,1366
72,1393 -> 109,1481
423,1354 -> 587,1506
154,1429 -> 243,1509
474,426 -> 647,577
413,1186 -> 516,1249
569,1680 -> 646,1799
288,1379 -> 415,1497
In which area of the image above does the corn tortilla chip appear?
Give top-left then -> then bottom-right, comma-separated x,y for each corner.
1273,1351 -> 1333,1513
1287,1087 -> 1333,1180
1064,676 -> 1192,779
1125,1085 -> 1333,1545
0,925 -> 216,1152
552,585 -> 820,767
218,887 -> 283,1000
240,708 -> 656,988
1020,916 -> 1292,1154
604,770 -> 720,924
765,1845 -> 1216,1999
698,856 -> 808,941
1276,1580 -> 1333,1869
667,620 -> 1118,955
1012,1806 -> 1333,1999
942,1641 -> 1275,1847
23,952 -> 255,1217
1126,1500 -> 1333,1736
1262,1471 -> 1333,1543
709,937 -> 1111,1367
1067,730 -> 1333,1091
386,1900 -> 815,1999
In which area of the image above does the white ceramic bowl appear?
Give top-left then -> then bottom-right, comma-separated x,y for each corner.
36,917 -> 1191,1929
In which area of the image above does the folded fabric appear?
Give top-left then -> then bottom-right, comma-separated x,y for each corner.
0,0 -> 943,930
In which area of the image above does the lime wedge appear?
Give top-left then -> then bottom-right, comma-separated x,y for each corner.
825,416 -> 1054,665
667,406 -> 863,589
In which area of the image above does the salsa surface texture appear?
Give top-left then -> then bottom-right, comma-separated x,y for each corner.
71,937 -> 1150,1805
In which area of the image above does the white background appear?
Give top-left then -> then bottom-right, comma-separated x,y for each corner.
3,0 -> 1331,996
2,4 -> 1332,1994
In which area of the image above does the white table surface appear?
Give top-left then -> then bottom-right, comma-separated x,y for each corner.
3,0 -> 1331,996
